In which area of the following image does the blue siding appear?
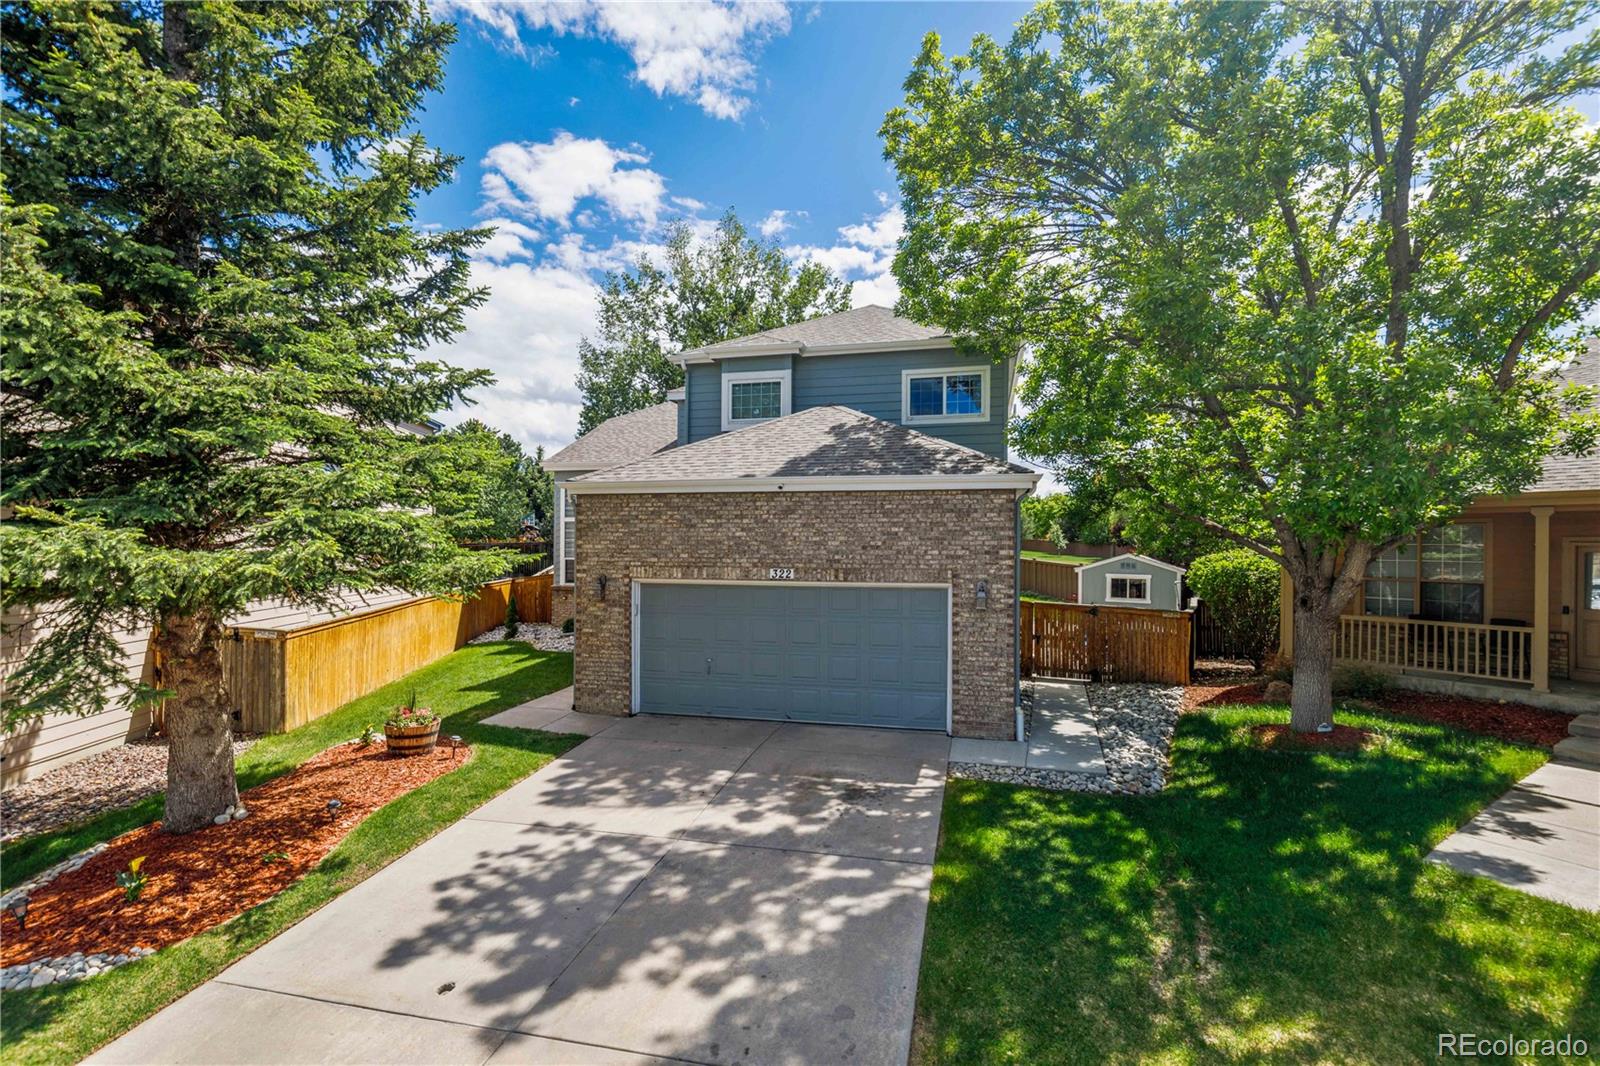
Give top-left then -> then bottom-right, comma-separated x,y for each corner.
683,347 -> 1009,457
686,354 -> 794,443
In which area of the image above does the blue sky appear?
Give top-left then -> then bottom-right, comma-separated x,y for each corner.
411,2 -> 1031,457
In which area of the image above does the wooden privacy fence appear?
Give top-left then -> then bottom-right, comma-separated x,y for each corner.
1020,601 -> 1192,684
1020,558 -> 1079,602
159,574 -> 554,736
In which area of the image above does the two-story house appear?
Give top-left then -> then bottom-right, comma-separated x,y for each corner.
542,305 -> 1039,739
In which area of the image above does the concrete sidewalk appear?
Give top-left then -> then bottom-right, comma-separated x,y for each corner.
947,680 -> 1106,774
93,697 -> 948,1065
1428,759 -> 1600,912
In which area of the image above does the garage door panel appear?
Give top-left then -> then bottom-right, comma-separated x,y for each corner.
638,584 -> 948,731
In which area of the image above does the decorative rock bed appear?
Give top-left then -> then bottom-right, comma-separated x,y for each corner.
2,735 -> 259,844
468,622 -> 574,653
1,947 -> 155,990
950,681 -> 1183,795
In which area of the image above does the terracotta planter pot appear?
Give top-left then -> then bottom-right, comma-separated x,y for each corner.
384,720 -> 440,756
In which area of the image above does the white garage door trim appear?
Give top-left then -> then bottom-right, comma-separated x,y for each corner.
630,578 -> 953,734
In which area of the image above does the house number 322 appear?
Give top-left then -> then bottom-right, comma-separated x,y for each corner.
767,567 -> 795,580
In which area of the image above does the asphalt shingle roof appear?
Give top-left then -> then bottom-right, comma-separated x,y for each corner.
679,305 -> 949,358
1528,338 -> 1600,493
572,406 -> 1032,484
544,401 -> 678,470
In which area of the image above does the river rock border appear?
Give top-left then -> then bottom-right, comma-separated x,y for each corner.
0,842 -> 157,989
950,681 -> 1183,794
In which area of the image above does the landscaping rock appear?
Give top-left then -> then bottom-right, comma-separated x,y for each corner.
1264,680 -> 1292,703
213,813 -> 232,826
950,681 -> 1183,796
467,622 -> 574,653
2,735 -> 257,843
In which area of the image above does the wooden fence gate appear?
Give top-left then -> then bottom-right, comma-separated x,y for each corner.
1020,601 -> 1192,684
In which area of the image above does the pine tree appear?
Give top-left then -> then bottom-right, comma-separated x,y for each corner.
1,1 -> 508,830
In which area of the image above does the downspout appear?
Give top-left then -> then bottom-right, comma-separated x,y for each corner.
1015,494 -> 1024,741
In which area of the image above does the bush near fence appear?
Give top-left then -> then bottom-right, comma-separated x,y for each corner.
156,574 -> 554,735
1020,600 -> 1191,684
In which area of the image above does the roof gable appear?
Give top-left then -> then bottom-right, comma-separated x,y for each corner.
1076,552 -> 1187,576
675,306 -> 952,362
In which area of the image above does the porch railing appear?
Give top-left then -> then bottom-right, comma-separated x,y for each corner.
1335,615 -> 1532,684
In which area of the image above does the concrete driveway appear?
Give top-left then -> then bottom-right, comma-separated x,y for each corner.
93,698 -> 949,1065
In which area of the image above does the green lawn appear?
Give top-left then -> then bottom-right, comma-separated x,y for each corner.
914,704 -> 1600,1065
0,642 -> 578,1065
1021,550 -> 1097,564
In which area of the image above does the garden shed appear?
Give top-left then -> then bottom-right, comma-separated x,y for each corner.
1076,553 -> 1186,611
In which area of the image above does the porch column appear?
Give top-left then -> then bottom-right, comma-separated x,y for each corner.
1532,506 -> 1553,692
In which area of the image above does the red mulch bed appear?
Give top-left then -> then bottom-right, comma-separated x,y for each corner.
1251,723 -> 1376,751
2,740 -> 468,966
1184,681 -> 1266,711
1362,690 -> 1572,748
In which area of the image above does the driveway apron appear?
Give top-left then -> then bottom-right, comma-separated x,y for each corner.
91,704 -> 949,1066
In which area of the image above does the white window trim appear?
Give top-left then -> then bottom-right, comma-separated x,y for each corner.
1105,574 -> 1152,604
721,369 -> 792,432
901,366 -> 990,425
555,485 -> 574,586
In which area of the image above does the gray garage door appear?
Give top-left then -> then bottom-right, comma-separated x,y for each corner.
637,583 -> 948,731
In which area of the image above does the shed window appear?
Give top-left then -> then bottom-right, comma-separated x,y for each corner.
902,367 -> 988,423
1107,576 -> 1150,603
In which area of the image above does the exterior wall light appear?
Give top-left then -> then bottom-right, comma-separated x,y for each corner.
976,579 -> 989,610
596,574 -> 608,601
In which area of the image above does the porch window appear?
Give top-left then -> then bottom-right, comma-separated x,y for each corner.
1362,524 -> 1485,622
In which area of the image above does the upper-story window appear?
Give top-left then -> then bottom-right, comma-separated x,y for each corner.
721,369 -> 792,431
902,366 -> 989,424
1363,523 -> 1485,622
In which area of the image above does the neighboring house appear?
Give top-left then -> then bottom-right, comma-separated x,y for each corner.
1278,340 -> 1600,709
1076,553 -> 1186,611
542,305 -> 1039,739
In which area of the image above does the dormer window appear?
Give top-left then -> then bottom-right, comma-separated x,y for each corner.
722,369 -> 791,431
902,367 -> 989,424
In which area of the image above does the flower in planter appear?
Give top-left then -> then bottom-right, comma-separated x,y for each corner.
386,690 -> 439,730
386,706 -> 439,729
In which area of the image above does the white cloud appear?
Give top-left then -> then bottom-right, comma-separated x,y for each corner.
786,199 -> 905,308
438,0 -> 792,120
480,133 -> 668,228
473,218 -> 543,263
432,255 -> 597,456
758,208 -> 802,238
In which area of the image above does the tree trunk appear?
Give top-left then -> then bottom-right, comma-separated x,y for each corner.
1289,599 -> 1336,733
155,613 -> 239,833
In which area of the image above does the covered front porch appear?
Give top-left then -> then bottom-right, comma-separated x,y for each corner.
1281,492 -> 1600,709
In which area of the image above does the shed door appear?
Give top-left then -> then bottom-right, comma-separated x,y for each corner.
636,583 -> 948,730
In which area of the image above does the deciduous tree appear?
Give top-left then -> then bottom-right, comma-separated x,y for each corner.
884,0 -> 1599,729
577,212 -> 852,432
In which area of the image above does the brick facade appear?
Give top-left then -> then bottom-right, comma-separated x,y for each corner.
550,585 -> 575,628
1550,631 -> 1570,681
572,489 -> 1019,739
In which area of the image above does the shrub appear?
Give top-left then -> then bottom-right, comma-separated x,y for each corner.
504,594 -> 520,639
1332,664 -> 1392,700
1263,654 -> 1294,683
561,617 -> 575,635
1187,549 -> 1281,667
